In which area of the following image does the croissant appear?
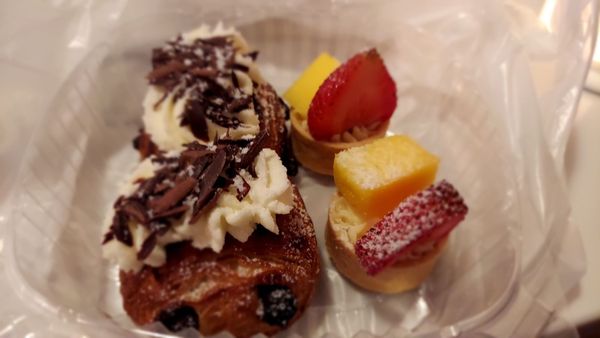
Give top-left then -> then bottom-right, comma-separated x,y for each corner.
103,26 -> 319,338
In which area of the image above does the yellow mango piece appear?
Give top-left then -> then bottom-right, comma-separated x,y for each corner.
333,135 -> 439,220
284,52 -> 340,118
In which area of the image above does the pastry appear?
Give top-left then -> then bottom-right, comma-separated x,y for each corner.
325,136 -> 467,293
102,24 -> 318,337
326,192 -> 448,293
285,50 -> 396,175
118,183 -> 318,337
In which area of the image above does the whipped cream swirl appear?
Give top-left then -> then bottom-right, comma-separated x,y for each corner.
143,24 -> 264,152
102,146 -> 293,272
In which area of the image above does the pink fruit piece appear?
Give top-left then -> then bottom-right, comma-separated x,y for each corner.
307,49 -> 397,140
354,180 -> 468,275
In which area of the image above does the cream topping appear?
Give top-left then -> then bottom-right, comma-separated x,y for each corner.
143,24 -> 264,152
102,148 -> 293,272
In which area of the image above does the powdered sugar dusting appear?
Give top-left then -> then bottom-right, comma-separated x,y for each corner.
355,180 -> 468,275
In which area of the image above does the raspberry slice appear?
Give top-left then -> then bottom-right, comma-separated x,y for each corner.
355,180 -> 468,275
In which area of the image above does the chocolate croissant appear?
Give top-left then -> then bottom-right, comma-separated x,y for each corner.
102,25 -> 318,338
120,185 -> 318,337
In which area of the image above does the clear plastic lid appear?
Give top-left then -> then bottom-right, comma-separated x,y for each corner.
0,1 -> 595,337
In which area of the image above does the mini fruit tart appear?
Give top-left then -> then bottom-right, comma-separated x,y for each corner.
285,50 -> 396,175
326,136 -> 468,293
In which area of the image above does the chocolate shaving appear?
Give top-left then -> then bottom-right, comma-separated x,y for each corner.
113,196 -> 125,209
231,71 -> 239,88
133,130 -> 159,160
190,67 -> 218,78
149,221 -> 170,235
150,176 -> 198,214
189,150 -> 226,222
245,51 -> 259,61
183,141 -> 208,150
153,181 -> 173,194
216,173 -> 234,188
110,211 -> 133,246
147,60 -> 186,83
180,149 -> 212,167
232,63 -> 249,72
137,175 -> 163,199
202,149 -> 227,182
228,96 -> 252,113
235,175 -> 251,201
122,199 -> 149,225
190,188 -> 223,224
193,150 -> 226,203
205,107 -> 241,128
173,86 -> 187,103
181,100 -> 209,141
237,130 -> 269,172
153,91 -> 169,110
102,231 -> 114,245
151,155 -> 178,166
202,78 -> 231,100
137,232 -> 157,260
215,137 -> 252,147
192,154 -> 212,178
200,36 -> 230,46
151,48 -> 170,67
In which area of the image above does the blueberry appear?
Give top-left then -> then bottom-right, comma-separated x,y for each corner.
256,284 -> 297,327
157,306 -> 200,332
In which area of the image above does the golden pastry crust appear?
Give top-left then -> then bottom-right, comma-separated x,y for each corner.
121,83 -> 318,337
325,192 -> 446,294
290,110 -> 389,176
121,186 -> 319,337
254,83 -> 288,156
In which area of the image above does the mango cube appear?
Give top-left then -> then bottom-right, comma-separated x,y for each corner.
284,52 -> 340,118
333,135 -> 439,220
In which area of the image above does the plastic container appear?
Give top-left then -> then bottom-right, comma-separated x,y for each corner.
1,1 -> 596,337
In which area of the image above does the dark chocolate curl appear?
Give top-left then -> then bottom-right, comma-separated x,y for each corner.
150,177 -> 198,214
190,150 -> 227,222
122,199 -> 149,225
245,51 -> 259,61
181,100 -> 209,141
237,130 -> 269,171
147,60 -> 186,83
137,232 -> 158,260
111,211 -> 133,246
235,175 -> 251,201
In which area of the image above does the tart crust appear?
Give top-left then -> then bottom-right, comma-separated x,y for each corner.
326,192 -> 446,294
290,110 -> 389,176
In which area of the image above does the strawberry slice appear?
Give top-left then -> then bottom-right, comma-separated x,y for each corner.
307,49 -> 397,140
355,180 -> 468,275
